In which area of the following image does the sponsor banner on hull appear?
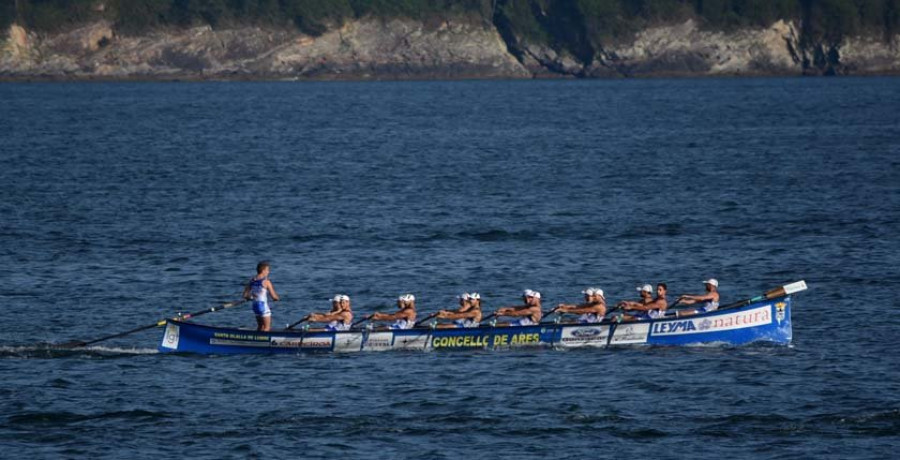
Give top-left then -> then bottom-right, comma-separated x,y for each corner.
392,333 -> 430,349
651,305 -> 772,337
161,323 -> 180,350
269,337 -> 304,348
362,332 -> 394,351
210,338 -> 272,347
610,323 -> 650,345
559,325 -> 609,347
332,333 -> 363,352
300,336 -> 333,349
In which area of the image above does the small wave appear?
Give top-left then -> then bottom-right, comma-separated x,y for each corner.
6,409 -> 171,426
0,344 -> 158,359
456,229 -> 542,242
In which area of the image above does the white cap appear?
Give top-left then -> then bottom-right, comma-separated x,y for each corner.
331,295 -> 342,302
457,293 -> 471,300
469,292 -> 480,300
582,288 -> 594,296
594,289 -> 604,298
523,289 -> 541,299
703,279 -> 719,287
398,294 -> 415,302
637,284 -> 653,293
339,294 -> 350,301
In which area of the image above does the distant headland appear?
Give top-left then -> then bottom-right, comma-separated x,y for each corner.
3,1 -> 900,81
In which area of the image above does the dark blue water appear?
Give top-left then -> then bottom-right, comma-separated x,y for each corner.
1,78 -> 899,459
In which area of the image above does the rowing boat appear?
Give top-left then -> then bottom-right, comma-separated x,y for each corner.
158,290 -> 796,354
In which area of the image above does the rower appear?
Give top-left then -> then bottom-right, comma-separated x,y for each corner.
436,293 -> 483,328
370,294 -> 417,329
673,279 -> 720,317
557,288 -> 606,323
242,261 -> 280,331
307,294 -> 353,331
495,290 -> 542,326
618,283 -> 668,321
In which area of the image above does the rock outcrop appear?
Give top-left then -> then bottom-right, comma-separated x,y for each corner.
1,19 -> 528,80
2,17 -> 899,80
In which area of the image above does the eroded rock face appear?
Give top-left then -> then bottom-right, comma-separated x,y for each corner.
1,18 -> 898,80
840,35 -> 900,74
0,19 -> 528,80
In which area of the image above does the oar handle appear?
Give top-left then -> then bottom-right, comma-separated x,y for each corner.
479,313 -> 497,325
351,315 -> 372,328
413,312 -> 439,327
286,315 -> 311,330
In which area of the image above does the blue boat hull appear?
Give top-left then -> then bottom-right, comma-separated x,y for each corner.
158,295 -> 794,354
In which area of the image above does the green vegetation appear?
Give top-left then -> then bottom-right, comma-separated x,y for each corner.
3,0 -> 899,44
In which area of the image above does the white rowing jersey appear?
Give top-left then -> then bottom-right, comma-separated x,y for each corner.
328,321 -> 350,331
249,277 -> 268,305
702,300 -> 720,312
578,313 -> 600,323
391,319 -> 414,330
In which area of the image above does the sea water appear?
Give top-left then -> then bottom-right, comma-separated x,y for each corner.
1,78 -> 898,459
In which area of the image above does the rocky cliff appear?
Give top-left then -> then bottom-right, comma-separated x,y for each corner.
2,17 -> 899,80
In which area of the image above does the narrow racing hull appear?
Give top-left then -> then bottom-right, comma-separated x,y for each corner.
158,295 -> 793,354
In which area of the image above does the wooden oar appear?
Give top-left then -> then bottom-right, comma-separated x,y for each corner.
718,280 -> 808,310
413,312 -> 439,327
351,315 -> 373,328
58,299 -> 247,348
286,315 -> 311,330
478,313 -> 497,325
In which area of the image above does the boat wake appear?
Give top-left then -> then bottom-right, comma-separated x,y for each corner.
0,344 -> 159,359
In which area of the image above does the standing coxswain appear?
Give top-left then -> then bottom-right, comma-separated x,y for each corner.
557,288 -> 607,323
370,294 -> 418,329
495,290 -> 542,326
242,261 -> 281,331
307,294 -> 353,331
436,293 -> 483,328
673,279 -> 720,317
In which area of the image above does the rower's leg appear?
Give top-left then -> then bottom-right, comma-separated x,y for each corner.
257,315 -> 271,331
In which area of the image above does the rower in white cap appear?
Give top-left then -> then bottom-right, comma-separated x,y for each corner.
673,279 -> 720,317
617,283 -> 668,321
436,293 -> 483,328
495,290 -> 543,326
307,294 -> 354,331
557,288 -> 607,323
370,294 -> 418,329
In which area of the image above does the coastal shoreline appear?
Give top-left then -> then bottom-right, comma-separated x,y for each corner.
4,18 -> 900,82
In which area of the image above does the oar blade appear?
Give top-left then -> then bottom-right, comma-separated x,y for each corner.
783,280 -> 808,295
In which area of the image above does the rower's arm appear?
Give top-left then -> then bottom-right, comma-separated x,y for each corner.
242,282 -> 251,300
630,299 -> 667,311
497,305 -> 529,317
439,310 -> 478,320
560,304 -> 607,315
683,292 -> 715,302
308,311 -> 343,322
371,312 -> 401,321
265,280 -> 280,301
